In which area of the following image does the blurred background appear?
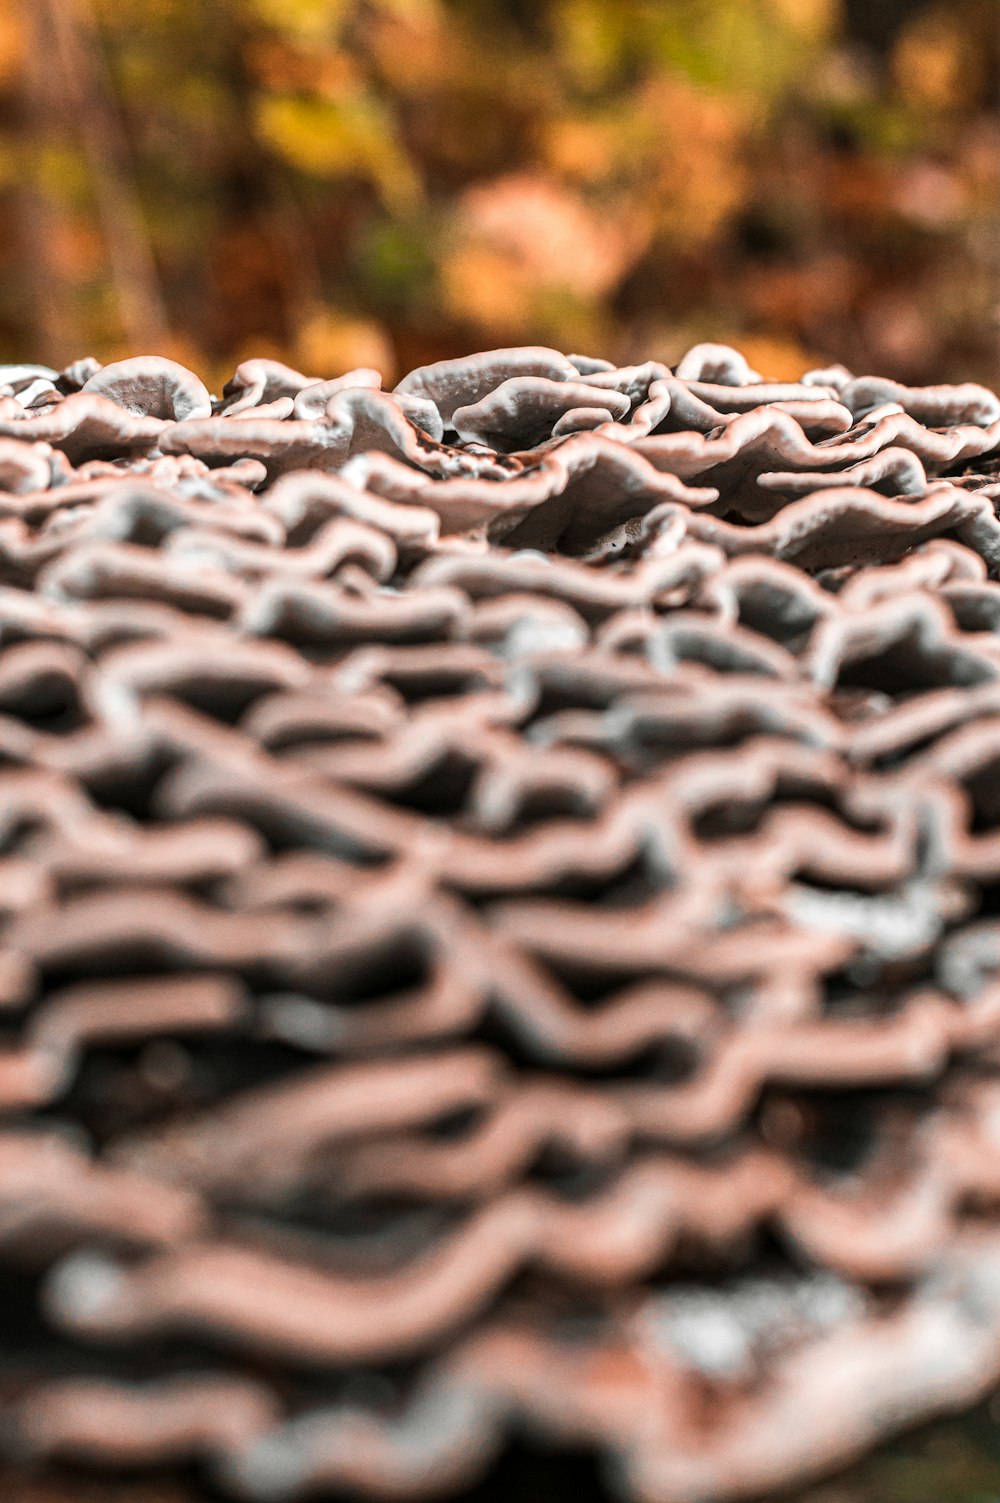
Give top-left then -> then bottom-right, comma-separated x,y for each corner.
2,0 -> 999,389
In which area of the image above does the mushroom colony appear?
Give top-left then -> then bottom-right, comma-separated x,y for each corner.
1,344 -> 1000,1500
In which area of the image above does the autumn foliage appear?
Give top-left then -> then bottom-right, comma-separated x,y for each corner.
0,0 -> 997,391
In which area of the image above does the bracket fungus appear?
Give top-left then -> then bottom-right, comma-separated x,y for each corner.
0,344 -> 998,1499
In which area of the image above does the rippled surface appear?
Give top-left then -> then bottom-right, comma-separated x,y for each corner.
0,344 -> 998,1500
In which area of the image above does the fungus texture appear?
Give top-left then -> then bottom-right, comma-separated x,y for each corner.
1,346 -> 1000,1499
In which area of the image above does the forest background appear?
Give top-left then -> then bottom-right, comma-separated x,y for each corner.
2,0 -> 998,390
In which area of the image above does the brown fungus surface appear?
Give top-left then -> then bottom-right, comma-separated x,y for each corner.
0,346 -> 999,1500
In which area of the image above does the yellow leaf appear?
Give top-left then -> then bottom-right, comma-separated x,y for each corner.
254,93 -> 422,212
245,0 -> 349,44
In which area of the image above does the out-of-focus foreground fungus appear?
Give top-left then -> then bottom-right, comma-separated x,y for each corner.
1,345 -> 1000,1499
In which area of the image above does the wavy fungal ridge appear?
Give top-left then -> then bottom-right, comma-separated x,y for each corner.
0,344 -> 997,1499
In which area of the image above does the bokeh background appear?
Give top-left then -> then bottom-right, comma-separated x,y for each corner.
2,0 -> 999,388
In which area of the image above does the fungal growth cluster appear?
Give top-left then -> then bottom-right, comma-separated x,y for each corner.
1,344 -> 1000,1500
